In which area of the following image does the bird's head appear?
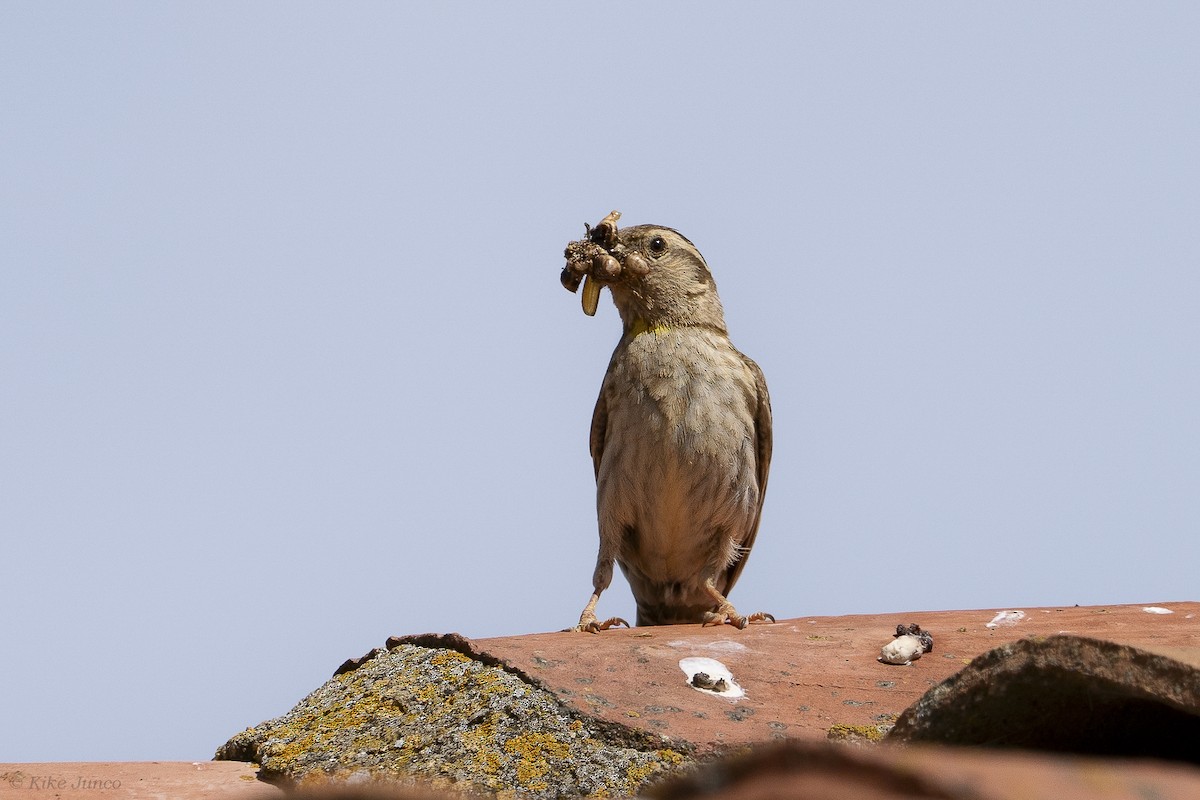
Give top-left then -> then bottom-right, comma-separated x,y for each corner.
561,211 -> 726,334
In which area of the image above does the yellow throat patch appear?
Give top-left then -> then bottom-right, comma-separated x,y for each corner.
629,318 -> 670,337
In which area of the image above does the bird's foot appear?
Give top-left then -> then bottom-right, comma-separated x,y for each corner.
567,614 -> 630,634
702,606 -> 776,629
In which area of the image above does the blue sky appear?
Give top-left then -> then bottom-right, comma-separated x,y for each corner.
3,3 -> 1197,761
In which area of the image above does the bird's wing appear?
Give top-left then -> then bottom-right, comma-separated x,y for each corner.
722,353 -> 773,593
589,382 -> 608,480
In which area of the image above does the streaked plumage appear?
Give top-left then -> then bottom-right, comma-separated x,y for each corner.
561,214 -> 773,630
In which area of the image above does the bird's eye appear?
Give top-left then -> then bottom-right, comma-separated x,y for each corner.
647,236 -> 667,257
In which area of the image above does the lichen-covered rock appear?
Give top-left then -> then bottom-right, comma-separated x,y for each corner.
217,642 -> 690,798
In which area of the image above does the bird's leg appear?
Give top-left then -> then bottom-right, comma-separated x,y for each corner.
567,556 -> 629,633
700,579 -> 775,629
569,590 -> 628,633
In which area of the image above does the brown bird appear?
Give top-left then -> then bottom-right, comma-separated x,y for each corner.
561,211 -> 773,631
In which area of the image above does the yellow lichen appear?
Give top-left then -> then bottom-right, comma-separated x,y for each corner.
430,649 -> 472,667
657,748 -> 686,765
624,758 -> 670,788
826,723 -> 885,743
237,644 -> 697,796
501,731 -> 573,790
503,731 -> 571,762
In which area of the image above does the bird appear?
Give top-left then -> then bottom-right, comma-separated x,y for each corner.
560,211 -> 773,631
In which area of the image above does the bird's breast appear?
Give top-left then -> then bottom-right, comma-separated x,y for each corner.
595,329 -> 760,576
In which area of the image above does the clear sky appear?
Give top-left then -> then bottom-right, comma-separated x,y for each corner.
3,3 -> 1197,762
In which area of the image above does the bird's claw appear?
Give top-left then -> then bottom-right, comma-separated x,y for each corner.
702,608 -> 776,629
567,616 -> 630,634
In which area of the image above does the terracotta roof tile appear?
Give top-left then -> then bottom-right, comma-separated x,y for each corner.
471,601 -> 1199,752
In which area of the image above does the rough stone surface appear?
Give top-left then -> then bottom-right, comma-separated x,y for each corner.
888,634 -> 1200,763
216,643 -> 688,797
